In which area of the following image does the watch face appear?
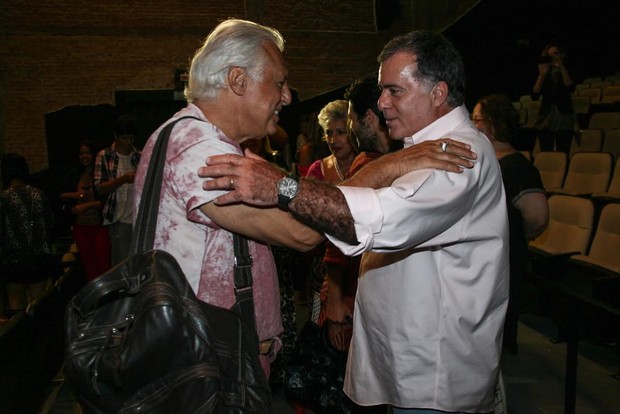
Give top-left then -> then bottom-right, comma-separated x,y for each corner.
278,177 -> 298,198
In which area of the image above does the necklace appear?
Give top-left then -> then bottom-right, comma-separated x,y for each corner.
334,159 -> 345,181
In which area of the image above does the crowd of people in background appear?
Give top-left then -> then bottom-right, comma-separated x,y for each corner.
11,16 -> 615,413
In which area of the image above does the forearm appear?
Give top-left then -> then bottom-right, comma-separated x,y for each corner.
97,176 -> 124,195
60,191 -> 80,202
73,201 -> 102,215
343,157 -> 391,189
289,178 -> 357,244
533,75 -> 545,94
201,201 -> 324,252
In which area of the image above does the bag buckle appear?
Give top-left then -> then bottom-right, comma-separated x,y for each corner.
234,254 -> 253,269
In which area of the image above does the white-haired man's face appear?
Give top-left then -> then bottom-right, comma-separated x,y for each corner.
241,42 -> 292,141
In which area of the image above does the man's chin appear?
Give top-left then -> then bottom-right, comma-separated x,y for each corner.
387,129 -> 406,141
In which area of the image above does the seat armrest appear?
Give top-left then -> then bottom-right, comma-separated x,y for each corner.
528,248 -> 580,278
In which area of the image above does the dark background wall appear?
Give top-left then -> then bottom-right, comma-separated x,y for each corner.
0,0 -> 618,175
446,0 -> 620,109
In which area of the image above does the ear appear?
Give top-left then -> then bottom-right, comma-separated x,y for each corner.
228,66 -> 248,96
364,108 -> 378,126
430,81 -> 449,107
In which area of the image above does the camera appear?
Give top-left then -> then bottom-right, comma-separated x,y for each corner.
538,55 -> 553,64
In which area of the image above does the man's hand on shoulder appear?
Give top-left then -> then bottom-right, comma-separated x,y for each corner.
199,149 -> 285,206
345,138 -> 477,189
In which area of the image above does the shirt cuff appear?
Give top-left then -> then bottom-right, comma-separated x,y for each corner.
325,186 -> 383,256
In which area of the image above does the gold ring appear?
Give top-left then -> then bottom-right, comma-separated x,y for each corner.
229,177 -> 234,188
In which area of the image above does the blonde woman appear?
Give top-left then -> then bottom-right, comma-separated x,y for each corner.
305,99 -> 358,183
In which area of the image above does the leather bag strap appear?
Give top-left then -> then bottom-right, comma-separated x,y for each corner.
232,232 -> 256,330
132,114 -> 257,329
131,115 -> 201,254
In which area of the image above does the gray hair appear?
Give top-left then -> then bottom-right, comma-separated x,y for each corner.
378,30 -> 465,108
184,19 -> 285,103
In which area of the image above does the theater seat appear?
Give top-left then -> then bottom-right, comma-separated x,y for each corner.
529,195 -> 595,257
533,151 -> 567,191
529,195 -> 595,278
549,152 -> 612,197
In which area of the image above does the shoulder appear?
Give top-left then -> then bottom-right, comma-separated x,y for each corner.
305,159 -> 324,179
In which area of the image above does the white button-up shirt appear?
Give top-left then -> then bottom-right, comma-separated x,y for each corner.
327,105 -> 509,413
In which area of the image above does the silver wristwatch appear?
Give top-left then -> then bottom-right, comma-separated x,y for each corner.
277,175 -> 299,209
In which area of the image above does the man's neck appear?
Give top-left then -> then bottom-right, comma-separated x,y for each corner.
374,127 -> 392,154
194,98 -> 247,144
115,146 -> 132,156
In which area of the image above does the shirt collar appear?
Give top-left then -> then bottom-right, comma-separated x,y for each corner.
402,105 -> 470,148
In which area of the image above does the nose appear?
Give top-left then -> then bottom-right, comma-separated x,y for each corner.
281,84 -> 292,106
377,90 -> 389,112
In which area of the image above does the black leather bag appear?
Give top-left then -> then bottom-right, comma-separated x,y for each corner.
63,117 -> 271,413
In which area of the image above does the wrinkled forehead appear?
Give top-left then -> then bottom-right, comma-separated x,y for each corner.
263,42 -> 287,73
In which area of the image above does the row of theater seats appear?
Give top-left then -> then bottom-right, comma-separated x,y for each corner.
530,151 -> 619,200
514,70 -> 620,130
515,113 -> 620,162
0,258 -> 87,414
573,75 -> 620,105
525,194 -> 620,348
523,127 -> 620,309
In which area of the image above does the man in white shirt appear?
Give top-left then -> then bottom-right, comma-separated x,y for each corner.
200,30 -> 509,414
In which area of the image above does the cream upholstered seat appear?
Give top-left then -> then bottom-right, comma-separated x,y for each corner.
570,129 -> 603,157
583,77 -> 603,84
529,195 -> 594,256
590,80 -> 611,91
569,203 -> 620,274
550,152 -> 612,196
602,128 -> 620,161
589,112 -> 620,130
578,87 -> 601,104
574,83 -> 591,93
533,151 -> 567,191
591,159 -> 620,202
601,85 -> 620,104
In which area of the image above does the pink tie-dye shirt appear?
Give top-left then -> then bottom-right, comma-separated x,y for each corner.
133,104 -> 283,344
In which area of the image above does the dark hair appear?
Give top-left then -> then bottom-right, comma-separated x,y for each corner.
378,30 -> 465,107
345,75 -> 386,127
113,115 -> 138,137
476,94 -> 520,144
78,139 -> 95,153
1,153 -> 30,187
541,39 -> 565,55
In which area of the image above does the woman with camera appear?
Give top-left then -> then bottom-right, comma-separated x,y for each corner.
532,40 -> 576,154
